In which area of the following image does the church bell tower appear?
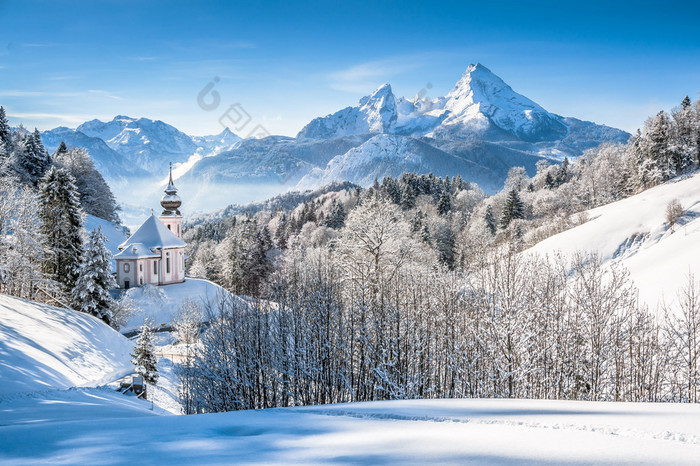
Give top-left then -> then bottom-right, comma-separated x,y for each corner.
159,163 -> 183,239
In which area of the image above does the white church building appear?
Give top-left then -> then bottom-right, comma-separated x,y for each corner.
115,166 -> 186,289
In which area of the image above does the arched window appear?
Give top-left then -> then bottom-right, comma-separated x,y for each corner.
166,252 -> 170,274
123,263 -> 130,273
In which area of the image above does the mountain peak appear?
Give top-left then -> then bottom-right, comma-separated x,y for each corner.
359,83 -> 394,107
437,63 -> 570,142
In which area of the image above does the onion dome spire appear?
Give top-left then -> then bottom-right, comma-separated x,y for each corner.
160,162 -> 182,216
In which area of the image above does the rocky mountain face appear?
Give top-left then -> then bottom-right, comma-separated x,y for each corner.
41,64 -> 630,216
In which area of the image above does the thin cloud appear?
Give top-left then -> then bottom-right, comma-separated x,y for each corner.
87,89 -> 123,100
328,56 -> 426,93
0,90 -> 122,100
7,112 -> 89,124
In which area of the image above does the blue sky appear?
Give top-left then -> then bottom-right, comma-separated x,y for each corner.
0,0 -> 698,136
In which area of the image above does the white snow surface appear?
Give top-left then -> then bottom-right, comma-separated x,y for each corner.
121,278 -> 232,331
1,397 -> 700,464
0,294 -> 133,397
527,171 -> 700,312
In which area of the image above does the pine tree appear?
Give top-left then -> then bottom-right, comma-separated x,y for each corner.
437,191 -> 452,215
400,185 -> 416,210
15,129 -> 51,185
38,167 -> 84,292
500,189 -> 525,229
556,157 -> 570,186
681,95 -> 692,110
71,226 -> 116,324
324,199 -> 346,229
131,322 -> 159,385
0,106 -> 11,150
672,97 -> 698,174
484,204 -> 497,235
545,172 -> 555,189
54,140 -> 68,157
636,111 -> 677,186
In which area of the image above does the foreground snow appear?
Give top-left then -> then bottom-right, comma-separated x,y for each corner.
0,294 -> 132,397
528,171 -> 700,312
1,397 -> 699,464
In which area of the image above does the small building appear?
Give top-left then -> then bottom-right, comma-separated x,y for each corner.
115,166 -> 186,289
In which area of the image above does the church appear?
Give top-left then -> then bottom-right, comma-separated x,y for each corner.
115,166 -> 186,289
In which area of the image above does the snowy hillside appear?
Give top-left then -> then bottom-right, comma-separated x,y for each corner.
120,278 -> 233,332
0,294 -> 133,396
528,171 -> 700,311
2,398 -> 700,464
298,134 -> 500,191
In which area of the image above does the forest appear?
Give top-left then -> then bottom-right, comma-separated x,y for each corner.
0,106 -> 124,324
178,96 -> 700,412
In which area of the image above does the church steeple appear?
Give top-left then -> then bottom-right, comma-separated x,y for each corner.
160,162 -> 182,216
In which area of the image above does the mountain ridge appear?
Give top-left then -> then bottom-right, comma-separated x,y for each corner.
39,63 -> 630,215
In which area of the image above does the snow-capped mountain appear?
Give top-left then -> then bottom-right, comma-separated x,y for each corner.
436,63 -> 569,142
40,126 -> 151,184
191,127 -> 242,154
298,63 -> 619,148
76,116 -> 199,174
298,83 -> 400,139
40,63 -> 630,215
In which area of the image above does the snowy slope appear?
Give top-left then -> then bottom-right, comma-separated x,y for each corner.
2,398 -> 700,464
528,171 -> 700,311
297,134 -> 500,191
120,278 -> 233,332
0,294 -> 133,396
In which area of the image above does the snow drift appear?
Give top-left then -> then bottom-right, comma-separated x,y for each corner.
0,294 -> 133,396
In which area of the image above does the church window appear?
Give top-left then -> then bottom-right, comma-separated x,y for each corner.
166,253 -> 170,274
154,261 -> 158,275
123,263 -> 130,273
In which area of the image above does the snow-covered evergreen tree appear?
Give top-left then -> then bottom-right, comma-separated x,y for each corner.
71,226 -> 116,324
484,204 -> 497,235
0,106 -> 11,153
131,322 -> 159,385
16,129 -> 51,185
53,146 -> 121,222
500,189 -> 525,228
323,199 -> 346,229
636,111 -> 678,187
437,190 -> 452,215
38,167 -> 84,293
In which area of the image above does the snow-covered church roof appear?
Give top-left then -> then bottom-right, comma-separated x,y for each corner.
117,214 -> 186,257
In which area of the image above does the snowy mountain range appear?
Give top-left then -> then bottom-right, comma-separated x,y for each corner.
41,64 -> 629,215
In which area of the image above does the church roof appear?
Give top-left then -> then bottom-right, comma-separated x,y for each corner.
114,242 -> 160,259
118,214 -> 186,253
